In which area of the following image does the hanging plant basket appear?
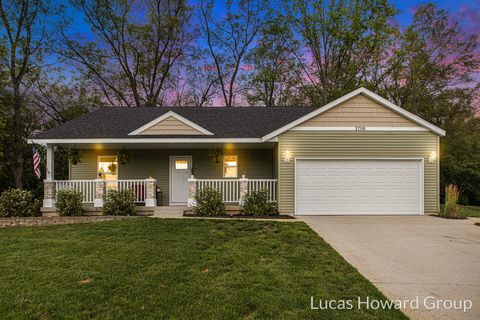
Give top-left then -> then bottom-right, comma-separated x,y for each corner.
108,163 -> 117,173
209,148 -> 224,164
117,147 -> 132,165
67,147 -> 82,165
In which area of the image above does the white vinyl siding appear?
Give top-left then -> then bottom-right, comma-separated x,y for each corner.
278,131 -> 439,214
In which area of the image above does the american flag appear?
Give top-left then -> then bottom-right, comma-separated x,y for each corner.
32,146 -> 41,179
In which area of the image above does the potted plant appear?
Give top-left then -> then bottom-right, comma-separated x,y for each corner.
117,148 -> 132,165
209,148 -> 224,163
189,166 -> 195,179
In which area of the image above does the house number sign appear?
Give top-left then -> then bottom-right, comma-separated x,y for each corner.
355,126 -> 366,131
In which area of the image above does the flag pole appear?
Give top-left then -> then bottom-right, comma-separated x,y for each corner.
33,143 -> 50,177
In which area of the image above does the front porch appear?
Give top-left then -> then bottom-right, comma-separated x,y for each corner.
43,177 -> 277,209
41,143 -> 278,212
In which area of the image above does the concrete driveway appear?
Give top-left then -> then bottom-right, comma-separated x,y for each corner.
300,216 -> 480,320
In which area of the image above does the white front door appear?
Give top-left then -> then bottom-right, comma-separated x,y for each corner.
170,156 -> 192,204
295,159 -> 423,215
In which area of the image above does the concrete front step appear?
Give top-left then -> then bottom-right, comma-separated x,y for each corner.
154,206 -> 189,211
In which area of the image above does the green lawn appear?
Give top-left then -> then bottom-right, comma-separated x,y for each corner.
0,218 -> 406,319
440,205 -> 480,217
458,205 -> 480,217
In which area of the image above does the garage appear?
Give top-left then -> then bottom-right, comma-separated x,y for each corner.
295,159 -> 423,215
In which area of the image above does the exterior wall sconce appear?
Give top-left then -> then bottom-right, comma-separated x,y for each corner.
284,150 -> 292,163
429,151 -> 437,163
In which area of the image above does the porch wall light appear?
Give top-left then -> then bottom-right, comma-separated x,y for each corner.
429,151 -> 437,163
284,150 -> 292,163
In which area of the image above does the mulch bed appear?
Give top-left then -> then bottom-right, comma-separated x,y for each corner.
0,216 -> 137,228
183,210 -> 295,219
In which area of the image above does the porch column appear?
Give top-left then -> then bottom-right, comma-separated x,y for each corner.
43,144 -> 55,207
187,175 -> 196,207
239,175 -> 248,206
145,178 -> 156,207
94,179 -> 105,207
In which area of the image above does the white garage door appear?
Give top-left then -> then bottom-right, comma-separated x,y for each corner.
295,159 -> 423,215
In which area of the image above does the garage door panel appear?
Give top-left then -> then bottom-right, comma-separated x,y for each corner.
295,159 -> 423,215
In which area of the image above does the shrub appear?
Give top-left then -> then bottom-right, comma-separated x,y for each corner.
441,184 -> 462,219
0,189 -> 39,217
241,189 -> 277,216
194,187 -> 225,216
56,189 -> 86,216
103,189 -> 136,216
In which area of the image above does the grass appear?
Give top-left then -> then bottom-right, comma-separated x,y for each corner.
440,205 -> 480,218
0,218 -> 406,319
457,205 -> 480,218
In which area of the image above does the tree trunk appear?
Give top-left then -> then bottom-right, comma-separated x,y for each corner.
12,84 -> 24,189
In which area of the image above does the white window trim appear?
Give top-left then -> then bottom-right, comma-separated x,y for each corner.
128,111 -> 214,136
97,155 -> 119,178
223,155 -> 238,178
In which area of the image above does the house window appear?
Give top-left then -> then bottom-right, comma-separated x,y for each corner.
98,156 -> 118,181
175,160 -> 188,170
223,155 -> 238,178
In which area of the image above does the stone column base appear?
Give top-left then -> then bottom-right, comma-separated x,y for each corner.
43,199 -> 55,208
145,198 -> 156,207
94,199 -> 103,208
43,180 -> 56,208
145,179 -> 156,207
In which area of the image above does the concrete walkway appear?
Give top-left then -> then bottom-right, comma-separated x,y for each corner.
299,215 -> 480,320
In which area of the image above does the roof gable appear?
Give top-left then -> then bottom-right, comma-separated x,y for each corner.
129,111 -> 214,136
261,88 -> 446,141
298,94 -> 421,128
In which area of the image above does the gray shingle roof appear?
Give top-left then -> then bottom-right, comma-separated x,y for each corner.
33,107 -> 318,139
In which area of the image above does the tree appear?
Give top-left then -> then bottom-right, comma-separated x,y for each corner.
58,0 -> 194,107
374,4 -> 479,123
244,18 -> 302,106
182,49 -> 219,107
30,74 -> 102,125
167,49 -> 219,107
284,0 -> 397,105
0,0 -> 51,188
374,4 -> 480,204
199,0 -> 270,106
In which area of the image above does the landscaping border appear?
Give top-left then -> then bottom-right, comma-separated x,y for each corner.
0,216 -> 137,228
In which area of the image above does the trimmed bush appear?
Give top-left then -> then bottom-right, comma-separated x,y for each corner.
194,187 -> 225,216
103,189 -> 136,216
241,189 -> 277,216
0,189 -> 39,217
56,189 -> 86,216
441,184 -> 462,219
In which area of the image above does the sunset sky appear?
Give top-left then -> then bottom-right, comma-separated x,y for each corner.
60,0 -> 480,39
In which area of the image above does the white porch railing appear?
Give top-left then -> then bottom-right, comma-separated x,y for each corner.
55,180 -> 96,203
248,179 -> 277,202
195,179 -> 241,203
54,179 -> 149,204
194,178 -> 277,203
105,180 -> 147,203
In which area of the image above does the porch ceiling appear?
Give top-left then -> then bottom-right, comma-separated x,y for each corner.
43,142 -> 277,149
